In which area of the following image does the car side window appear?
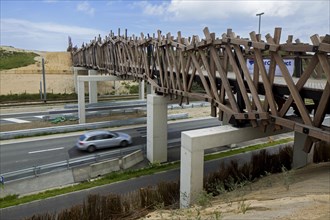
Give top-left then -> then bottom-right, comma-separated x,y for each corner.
96,135 -> 105,140
104,134 -> 114,139
87,136 -> 96,141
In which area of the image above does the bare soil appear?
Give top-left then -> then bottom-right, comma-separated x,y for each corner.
142,162 -> 330,220
0,46 -> 122,95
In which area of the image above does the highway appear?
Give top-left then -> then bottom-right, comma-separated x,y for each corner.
0,101 -> 146,125
0,118 -> 221,174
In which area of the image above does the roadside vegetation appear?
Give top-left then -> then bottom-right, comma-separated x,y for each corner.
0,48 -> 39,70
0,138 -> 293,212
21,142 -> 293,220
0,93 -> 78,103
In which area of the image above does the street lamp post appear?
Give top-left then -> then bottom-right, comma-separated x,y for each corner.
256,12 -> 264,34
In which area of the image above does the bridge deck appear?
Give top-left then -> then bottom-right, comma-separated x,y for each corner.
70,27 -> 330,147
226,72 -> 326,90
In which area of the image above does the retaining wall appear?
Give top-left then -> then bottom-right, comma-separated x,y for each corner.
0,150 -> 143,198
121,150 -> 144,169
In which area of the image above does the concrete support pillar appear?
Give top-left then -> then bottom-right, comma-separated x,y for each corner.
139,80 -> 145,100
88,70 -> 98,104
146,84 -> 154,95
73,67 -> 87,93
77,80 -> 86,124
292,132 -> 313,169
180,144 -> 204,207
147,94 -> 168,163
180,125 -> 289,208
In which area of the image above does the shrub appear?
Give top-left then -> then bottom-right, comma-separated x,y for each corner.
24,146 -> 293,220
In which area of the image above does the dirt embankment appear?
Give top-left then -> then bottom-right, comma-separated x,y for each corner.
143,162 -> 330,220
0,47 -> 118,95
0,47 -> 74,95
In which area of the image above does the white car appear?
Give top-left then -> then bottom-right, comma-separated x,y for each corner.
75,130 -> 132,152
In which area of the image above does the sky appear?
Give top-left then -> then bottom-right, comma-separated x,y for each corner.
1,0 -> 329,51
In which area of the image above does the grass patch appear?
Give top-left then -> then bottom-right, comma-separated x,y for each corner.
0,137 -> 293,209
204,137 -> 293,161
0,93 -> 78,103
0,49 -> 39,70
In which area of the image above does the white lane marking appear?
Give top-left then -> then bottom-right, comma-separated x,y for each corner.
34,116 -> 44,119
2,118 -> 30,123
28,147 -> 64,154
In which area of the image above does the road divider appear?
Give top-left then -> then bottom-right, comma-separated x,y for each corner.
89,158 -> 121,179
0,113 -> 189,140
0,149 -> 145,198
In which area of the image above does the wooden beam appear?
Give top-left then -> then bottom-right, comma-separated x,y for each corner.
250,32 -> 279,116
191,53 -> 213,98
210,46 -> 240,113
279,55 -> 319,117
232,45 -> 264,111
266,34 -> 313,126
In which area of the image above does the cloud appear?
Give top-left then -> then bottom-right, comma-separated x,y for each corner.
137,0 -> 301,20
76,1 -> 95,16
135,1 -> 168,16
1,19 -> 106,51
135,0 -> 328,43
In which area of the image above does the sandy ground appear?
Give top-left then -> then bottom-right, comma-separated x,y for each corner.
142,162 -> 330,220
0,47 -> 118,95
0,47 -> 74,94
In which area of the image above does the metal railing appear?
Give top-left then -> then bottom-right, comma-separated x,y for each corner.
1,145 -> 146,182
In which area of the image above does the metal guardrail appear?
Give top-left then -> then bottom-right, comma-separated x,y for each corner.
0,113 -> 189,140
1,145 -> 146,182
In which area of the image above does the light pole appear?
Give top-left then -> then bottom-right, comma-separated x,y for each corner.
256,12 -> 264,34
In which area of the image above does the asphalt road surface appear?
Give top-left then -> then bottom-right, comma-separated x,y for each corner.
0,118 -> 221,174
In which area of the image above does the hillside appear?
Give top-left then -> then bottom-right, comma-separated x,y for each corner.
0,46 -> 72,74
143,162 -> 329,220
0,46 -> 74,95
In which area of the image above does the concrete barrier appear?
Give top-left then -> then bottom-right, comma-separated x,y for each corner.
121,150 -> 144,170
0,152 -> 145,197
71,166 -> 91,183
0,113 -> 189,140
0,170 -> 74,198
90,158 -> 120,178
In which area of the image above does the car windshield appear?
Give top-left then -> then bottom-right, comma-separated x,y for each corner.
78,135 -> 87,141
112,132 -> 119,137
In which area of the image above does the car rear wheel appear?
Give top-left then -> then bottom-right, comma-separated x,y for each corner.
120,140 -> 128,147
87,145 -> 96,153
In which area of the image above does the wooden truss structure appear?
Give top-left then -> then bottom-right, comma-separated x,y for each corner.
71,27 -> 330,150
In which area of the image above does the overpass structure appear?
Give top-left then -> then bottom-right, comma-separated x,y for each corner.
70,27 -> 329,207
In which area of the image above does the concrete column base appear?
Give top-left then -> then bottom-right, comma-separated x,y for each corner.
78,80 -> 86,124
139,80 -> 145,100
180,125 -> 290,208
292,132 -> 314,169
147,94 -> 168,163
146,84 -> 154,95
88,70 -> 98,104
180,145 -> 204,206
73,67 -> 87,94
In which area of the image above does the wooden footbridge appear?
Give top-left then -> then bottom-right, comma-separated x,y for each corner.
70,27 -> 330,151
